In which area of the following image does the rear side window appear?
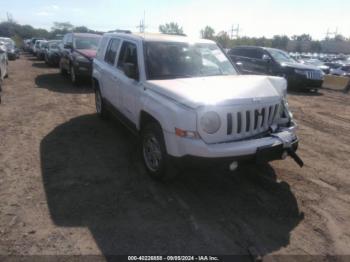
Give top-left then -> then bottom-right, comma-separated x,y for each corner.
231,48 -> 263,59
117,41 -> 138,69
104,38 -> 121,65
66,34 -> 73,45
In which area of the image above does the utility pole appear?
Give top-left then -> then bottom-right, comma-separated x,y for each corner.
137,11 -> 147,33
229,24 -> 240,39
6,12 -> 14,23
326,27 -> 339,39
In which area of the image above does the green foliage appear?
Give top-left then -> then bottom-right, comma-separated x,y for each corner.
291,34 -> 312,41
200,26 -> 215,40
0,21 -> 101,45
159,22 -> 184,35
215,31 -> 230,48
271,35 -> 289,49
51,22 -> 74,32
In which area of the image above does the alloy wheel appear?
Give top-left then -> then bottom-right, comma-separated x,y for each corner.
143,134 -> 162,172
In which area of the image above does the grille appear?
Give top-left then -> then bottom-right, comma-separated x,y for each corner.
226,103 -> 280,139
306,70 -> 322,80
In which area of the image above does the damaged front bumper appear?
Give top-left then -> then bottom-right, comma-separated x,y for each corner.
166,121 -> 303,168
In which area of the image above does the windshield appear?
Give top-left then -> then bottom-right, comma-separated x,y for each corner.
268,49 -> 296,63
305,59 -> 324,66
74,37 -> 100,50
145,42 -> 237,80
342,66 -> 350,72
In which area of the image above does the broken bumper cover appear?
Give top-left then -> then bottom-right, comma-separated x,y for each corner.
165,122 -> 299,165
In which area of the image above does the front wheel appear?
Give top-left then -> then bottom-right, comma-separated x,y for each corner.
95,87 -> 107,119
141,123 -> 177,181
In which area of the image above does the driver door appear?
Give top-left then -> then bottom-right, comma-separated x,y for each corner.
115,40 -> 141,125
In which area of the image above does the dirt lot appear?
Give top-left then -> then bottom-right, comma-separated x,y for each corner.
0,55 -> 350,261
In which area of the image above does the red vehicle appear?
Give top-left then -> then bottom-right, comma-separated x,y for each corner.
59,33 -> 101,85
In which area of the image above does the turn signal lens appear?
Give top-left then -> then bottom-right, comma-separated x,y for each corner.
175,128 -> 199,139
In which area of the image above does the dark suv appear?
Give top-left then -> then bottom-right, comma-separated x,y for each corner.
228,46 -> 324,90
59,33 -> 102,84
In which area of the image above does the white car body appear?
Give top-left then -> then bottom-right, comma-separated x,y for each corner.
33,40 -> 46,54
93,33 -> 299,176
330,65 -> 350,77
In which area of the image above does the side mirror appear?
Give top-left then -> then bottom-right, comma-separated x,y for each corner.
262,54 -> 271,63
123,63 -> 139,80
64,43 -> 73,49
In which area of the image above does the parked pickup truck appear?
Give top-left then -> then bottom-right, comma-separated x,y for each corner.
93,33 -> 302,180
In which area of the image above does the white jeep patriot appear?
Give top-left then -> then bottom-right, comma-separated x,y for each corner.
93,32 -> 302,180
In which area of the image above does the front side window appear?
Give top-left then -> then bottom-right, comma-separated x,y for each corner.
104,38 -> 121,65
74,36 -> 100,50
145,42 -> 237,80
117,41 -> 138,69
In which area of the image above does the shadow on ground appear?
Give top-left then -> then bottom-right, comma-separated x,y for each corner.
288,89 -> 323,97
35,72 -> 93,94
40,114 -> 303,258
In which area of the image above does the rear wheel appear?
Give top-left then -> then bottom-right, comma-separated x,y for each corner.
59,61 -> 67,76
95,87 -> 107,119
45,54 -> 50,65
70,66 -> 80,85
141,123 -> 177,181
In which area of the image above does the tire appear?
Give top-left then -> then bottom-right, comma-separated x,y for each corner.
94,87 -> 108,119
141,123 -> 177,181
45,54 -> 49,65
0,78 -> 2,104
59,60 -> 67,76
70,66 -> 80,85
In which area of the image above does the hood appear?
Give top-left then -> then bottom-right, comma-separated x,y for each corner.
146,75 -> 285,109
281,62 -> 321,71
76,49 -> 97,59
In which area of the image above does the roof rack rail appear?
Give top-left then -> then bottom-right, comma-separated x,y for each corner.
160,33 -> 187,37
108,29 -> 132,34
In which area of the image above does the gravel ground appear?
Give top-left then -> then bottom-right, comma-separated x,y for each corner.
0,55 -> 350,261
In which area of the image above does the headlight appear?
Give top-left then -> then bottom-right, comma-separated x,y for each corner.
278,99 -> 293,125
200,111 -> 221,134
294,69 -> 306,75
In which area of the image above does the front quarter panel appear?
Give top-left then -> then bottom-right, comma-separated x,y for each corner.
138,87 -> 197,133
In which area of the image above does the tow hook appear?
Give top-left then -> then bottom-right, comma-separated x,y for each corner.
286,148 -> 304,167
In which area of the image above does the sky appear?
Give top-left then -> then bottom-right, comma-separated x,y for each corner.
0,0 -> 349,40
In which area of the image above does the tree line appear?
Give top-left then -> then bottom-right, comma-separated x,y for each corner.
1,20 -> 349,53
0,21 -> 102,46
